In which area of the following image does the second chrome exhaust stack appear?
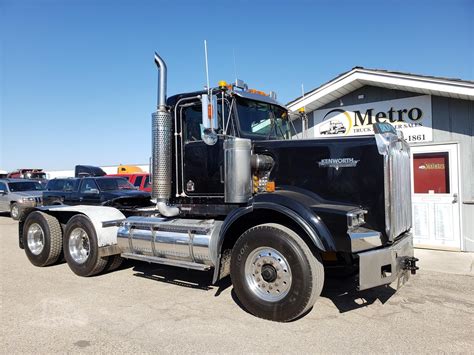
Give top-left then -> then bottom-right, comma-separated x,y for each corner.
151,52 -> 179,217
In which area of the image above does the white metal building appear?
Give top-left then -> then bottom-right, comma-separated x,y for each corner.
45,164 -> 149,179
288,68 -> 474,252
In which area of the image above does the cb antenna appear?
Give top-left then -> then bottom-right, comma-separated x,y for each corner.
204,40 -> 211,97
202,40 -> 217,145
233,48 -> 238,82
301,83 -> 306,108
301,83 -> 308,138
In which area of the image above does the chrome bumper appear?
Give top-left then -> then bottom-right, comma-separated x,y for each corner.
348,227 -> 383,252
357,232 -> 414,291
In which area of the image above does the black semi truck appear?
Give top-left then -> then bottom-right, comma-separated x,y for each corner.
18,53 -> 417,322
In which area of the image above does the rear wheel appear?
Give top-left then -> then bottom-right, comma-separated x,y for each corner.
22,211 -> 63,266
63,215 -> 108,277
230,223 -> 324,322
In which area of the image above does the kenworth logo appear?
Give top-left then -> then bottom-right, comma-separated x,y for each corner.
318,158 -> 360,168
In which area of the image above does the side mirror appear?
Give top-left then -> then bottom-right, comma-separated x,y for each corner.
201,94 -> 218,145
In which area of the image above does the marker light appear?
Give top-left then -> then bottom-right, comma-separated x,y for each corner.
298,107 -> 305,113
208,104 -> 213,119
265,181 -> 276,192
218,80 -> 228,88
252,175 -> 259,193
248,89 -> 268,96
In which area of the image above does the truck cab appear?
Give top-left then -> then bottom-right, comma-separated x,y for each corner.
17,52 -> 417,322
7,169 -> 48,186
107,173 -> 151,192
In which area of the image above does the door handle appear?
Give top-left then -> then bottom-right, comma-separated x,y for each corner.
452,193 -> 458,203
220,165 -> 225,184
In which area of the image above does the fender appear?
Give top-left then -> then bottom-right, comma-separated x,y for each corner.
24,205 -> 125,247
211,187 -> 344,283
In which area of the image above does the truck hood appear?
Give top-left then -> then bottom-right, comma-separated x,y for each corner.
101,190 -> 152,208
104,190 -> 150,198
253,136 -> 386,236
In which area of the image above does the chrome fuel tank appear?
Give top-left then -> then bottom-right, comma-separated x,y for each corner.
117,216 -> 222,267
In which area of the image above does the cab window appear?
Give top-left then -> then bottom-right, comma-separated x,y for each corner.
183,99 -> 228,142
134,176 -> 143,188
183,103 -> 203,143
144,175 -> 151,189
80,179 -> 99,193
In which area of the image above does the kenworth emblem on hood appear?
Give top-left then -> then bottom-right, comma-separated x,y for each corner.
318,158 -> 360,169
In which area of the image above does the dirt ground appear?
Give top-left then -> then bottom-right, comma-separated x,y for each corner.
1,215 -> 473,353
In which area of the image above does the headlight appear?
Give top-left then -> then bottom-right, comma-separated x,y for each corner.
18,197 -> 36,203
347,210 -> 367,229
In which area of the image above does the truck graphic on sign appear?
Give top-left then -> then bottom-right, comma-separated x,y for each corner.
319,120 -> 347,135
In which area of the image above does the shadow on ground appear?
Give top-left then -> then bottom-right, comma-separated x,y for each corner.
131,262 -> 397,315
321,273 -> 396,313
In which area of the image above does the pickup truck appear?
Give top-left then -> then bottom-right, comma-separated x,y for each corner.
107,173 -> 151,192
43,177 -> 152,211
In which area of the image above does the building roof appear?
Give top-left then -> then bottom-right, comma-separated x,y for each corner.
287,67 -> 474,112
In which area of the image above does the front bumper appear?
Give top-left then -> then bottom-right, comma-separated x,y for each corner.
357,232 -> 416,290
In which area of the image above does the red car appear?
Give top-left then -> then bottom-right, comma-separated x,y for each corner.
107,173 -> 151,192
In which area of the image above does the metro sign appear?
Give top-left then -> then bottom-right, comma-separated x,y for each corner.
312,95 -> 433,143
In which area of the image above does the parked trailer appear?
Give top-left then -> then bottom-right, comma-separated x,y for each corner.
18,52 -> 418,322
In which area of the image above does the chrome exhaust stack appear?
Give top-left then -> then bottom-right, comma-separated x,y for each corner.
151,52 -> 179,217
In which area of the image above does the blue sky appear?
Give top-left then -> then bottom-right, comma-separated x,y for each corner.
1,0 -> 473,171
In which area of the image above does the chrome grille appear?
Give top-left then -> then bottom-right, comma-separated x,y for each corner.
385,140 -> 412,240
35,197 -> 42,205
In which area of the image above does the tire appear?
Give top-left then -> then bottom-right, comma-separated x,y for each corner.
10,203 -> 20,220
230,223 -> 324,322
104,254 -> 123,272
22,211 -> 63,267
63,214 -> 108,277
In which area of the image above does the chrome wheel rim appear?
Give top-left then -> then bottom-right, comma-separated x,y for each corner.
27,223 -> 44,255
69,228 -> 90,264
11,205 -> 19,219
244,247 -> 292,302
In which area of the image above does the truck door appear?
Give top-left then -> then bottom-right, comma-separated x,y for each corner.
180,101 -> 224,196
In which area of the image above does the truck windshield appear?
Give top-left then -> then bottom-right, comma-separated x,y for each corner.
96,178 -> 135,191
235,97 -> 289,140
8,181 -> 44,192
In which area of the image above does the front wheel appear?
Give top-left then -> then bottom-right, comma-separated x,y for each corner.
10,203 -> 20,220
230,223 -> 324,322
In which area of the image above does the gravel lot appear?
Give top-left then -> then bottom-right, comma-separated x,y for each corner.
1,215 -> 473,353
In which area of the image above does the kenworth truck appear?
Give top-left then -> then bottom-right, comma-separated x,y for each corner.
18,53 -> 418,322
